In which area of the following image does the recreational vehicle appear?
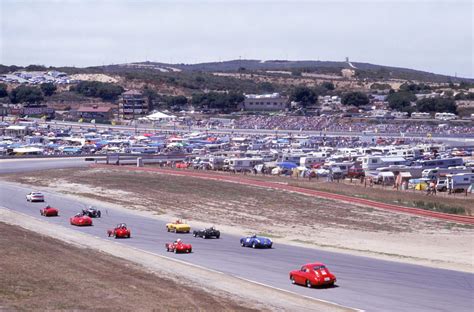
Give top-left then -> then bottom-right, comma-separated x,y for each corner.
414,157 -> 464,169
362,156 -> 411,171
435,112 -> 457,121
224,158 -> 263,172
411,112 -> 431,119
209,156 -> 226,170
422,167 -> 473,180
386,148 -> 422,160
446,173 -> 474,193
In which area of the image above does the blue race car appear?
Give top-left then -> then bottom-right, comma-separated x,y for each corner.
240,234 -> 273,249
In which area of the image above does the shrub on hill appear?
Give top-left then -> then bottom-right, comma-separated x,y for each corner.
9,85 -> 44,104
341,92 -> 369,107
71,81 -> 124,101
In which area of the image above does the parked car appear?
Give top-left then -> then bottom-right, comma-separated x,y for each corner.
40,205 -> 58,217
240,234 -> 272,248
107,223 -> 131,238
70,213 -> 93,226
289,262 -> 337,288
166,219 -> 191,233
193,226 -> 220,239
26,191 -> 44,202
347,167 -> 364,178
165,239 -> 192,253
82,206 -> 101,218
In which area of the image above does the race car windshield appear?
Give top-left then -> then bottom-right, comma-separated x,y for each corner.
313,265 -> 326,270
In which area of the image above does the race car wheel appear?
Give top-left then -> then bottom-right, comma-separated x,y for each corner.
174,248 -> 177,254
306,280 -> 312,288
216,235 -> 220,239
167,227 -> 170,232
290,276 -> 295,284
252,242 -> 256,248
193,233 -> 197,237
240,242 -> 245,247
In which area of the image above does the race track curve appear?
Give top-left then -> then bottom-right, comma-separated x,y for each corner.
0,181 -> 473,312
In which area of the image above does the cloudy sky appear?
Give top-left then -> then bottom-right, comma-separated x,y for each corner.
1,0 -> 472,77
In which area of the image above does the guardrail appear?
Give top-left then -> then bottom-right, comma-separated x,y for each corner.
86,153 -> 190,165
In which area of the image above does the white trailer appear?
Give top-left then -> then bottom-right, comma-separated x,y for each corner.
422,167 -> 473,180
446,173 -> 474,193
225,158 -> 263,172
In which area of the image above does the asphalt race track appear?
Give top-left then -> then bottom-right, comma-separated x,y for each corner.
0,161 -> 473,311
0,158 -> 87,174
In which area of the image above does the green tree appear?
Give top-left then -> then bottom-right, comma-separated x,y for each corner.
25,64 -> 47,71
321,81 -> 335,91
290,86 -> 317,107
416,98 -> 457,114
191,92 -> 244,111
72,81 -> 124,101
169,95 -> 188,107
387,91 -> 417,111
0,83 -> 8,98
258,82 -> 276,93
40,82 -> 57,96
291,69 -> 302,77
370,83 -> 391,90
10,85 -> 44,104
459,81 -> 472,89
142,86 -> 158,110
399,82 -> 431,93
341,92 -> 369,107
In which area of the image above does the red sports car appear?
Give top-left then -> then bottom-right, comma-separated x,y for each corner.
289,262 -> 337,288
40,205 -> 59,217
70,213 -> 93,226
107,223 -> 131,238
165,239 -> 192,253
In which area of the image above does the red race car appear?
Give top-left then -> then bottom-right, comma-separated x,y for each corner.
40,205 -> 59,217
107,223 -> 131,238
289,262 -> 337,288
165,239 -> 192,253
70,213 -> 93,226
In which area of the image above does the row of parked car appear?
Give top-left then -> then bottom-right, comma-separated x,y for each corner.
28,191 -> 337,288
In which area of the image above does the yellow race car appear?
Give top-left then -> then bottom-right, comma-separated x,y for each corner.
166,219 -> 191,233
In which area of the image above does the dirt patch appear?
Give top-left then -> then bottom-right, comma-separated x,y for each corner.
0,221 -> 260,311
3,168 -> 473,272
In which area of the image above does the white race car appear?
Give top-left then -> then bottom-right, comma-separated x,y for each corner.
26,191 -> 45,202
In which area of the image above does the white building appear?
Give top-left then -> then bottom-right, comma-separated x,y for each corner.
241,93 -> 288,111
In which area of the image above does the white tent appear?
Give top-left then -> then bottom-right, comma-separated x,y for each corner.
145,111 -> 176,121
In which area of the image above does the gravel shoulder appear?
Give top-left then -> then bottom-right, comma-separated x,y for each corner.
2,167 -> 473,273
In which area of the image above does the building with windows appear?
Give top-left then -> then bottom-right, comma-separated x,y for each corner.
75,104 -> 114,122
119,90 -> 149,120
241,93 -> 288,111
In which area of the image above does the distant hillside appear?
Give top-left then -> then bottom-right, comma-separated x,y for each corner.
114,59 -> 471,83
1,59 -> 472,85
